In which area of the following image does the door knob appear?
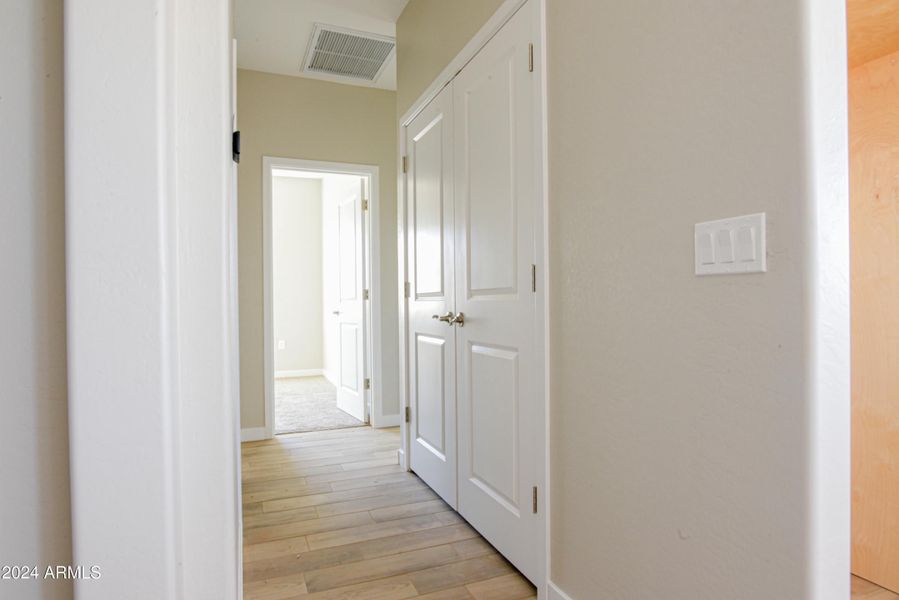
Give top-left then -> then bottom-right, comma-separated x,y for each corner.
431,312 -> 464,326
332,310 -> 340,315
432,312 -> 454,324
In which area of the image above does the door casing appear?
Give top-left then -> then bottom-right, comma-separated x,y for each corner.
263,157 -> 385,437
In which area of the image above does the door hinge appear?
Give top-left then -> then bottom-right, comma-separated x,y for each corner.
364,378 -> 371,390
405,406 -> 411,423
404,281 -> 411,298
402,156 -> 408,173
363,288 -> 370,300
532,486 -> 538,514
531,264 -> 537,292
528,43 -> 534,73
362,198 -> 369,211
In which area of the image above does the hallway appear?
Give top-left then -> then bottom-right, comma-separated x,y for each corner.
241,426 -> 536,599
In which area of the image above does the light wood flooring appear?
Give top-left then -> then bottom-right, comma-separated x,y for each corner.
854,575 -> 899,600
242,426 -> 536,599
245,426 -> 893,599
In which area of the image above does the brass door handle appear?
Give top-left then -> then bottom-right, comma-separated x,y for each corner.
431,312 -> 464,327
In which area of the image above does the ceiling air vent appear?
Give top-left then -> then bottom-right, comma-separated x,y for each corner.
302,23 -> 395,82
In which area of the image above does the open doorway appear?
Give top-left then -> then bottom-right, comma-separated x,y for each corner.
263,158 -> 381,436
847,2 -> 899,597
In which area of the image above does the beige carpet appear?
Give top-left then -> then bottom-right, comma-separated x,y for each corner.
275,376 -> 364,434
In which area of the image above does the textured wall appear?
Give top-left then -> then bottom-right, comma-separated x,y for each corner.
0,2 -> 72,598
273,177 -> 324,373
546,0 -> 848,598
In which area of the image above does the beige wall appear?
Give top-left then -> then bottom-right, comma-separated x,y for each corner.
547,1 -> 847,598
396,0 -> 504,117
238,69 -> 398,428
273,177 -> 323,374
0,1 -> 72,598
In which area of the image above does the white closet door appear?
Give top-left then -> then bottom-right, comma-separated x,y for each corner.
335,181 -> 365,422
453,1 -> 539,581
406,85 -> 457,507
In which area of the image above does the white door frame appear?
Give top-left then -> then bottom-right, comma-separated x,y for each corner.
397,0 -> 549,595
263,157 -> 384,437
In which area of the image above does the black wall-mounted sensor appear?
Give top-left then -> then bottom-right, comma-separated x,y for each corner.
232,130 -> 241,163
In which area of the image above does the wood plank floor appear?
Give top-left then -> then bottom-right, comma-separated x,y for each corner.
246,426 -> 890,598
242,426 -> 536,600
854,575 -> 899,600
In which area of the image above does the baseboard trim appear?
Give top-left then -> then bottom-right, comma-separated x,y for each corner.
322,370 -> 337,386
275,368 -> 323,379
240,427 -> 268,442
548,582 -> 574,600
372,414 -> 401,428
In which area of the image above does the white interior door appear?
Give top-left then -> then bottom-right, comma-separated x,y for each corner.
453,1 -> 539,581
406,85 -> 457,507
336,181 -> 366,422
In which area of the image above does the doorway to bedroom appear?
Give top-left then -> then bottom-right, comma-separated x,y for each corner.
265,158 -> 377,435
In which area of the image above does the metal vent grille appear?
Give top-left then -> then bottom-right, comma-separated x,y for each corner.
303,24 -> 395,82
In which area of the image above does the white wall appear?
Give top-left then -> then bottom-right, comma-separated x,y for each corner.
66,0 -> 240,597
273,176 -> 323,374
546,0 -> 849,598
321,174 -> 364,385
0,2 -> 72,599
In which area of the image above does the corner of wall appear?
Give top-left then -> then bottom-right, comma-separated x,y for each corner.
801,0 -> 850,597
547,581 -> 575,600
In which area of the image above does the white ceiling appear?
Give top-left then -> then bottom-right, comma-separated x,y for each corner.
235,0 -> 410,90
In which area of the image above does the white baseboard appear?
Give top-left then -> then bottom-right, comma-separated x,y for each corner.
372,414 -> 401,428
548,582 -> 574,600
275,368 -> 322,379
322,370 -> 337,386
240,427 -> 268,442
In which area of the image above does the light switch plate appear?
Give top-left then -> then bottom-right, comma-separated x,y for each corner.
695,213 -> 766,275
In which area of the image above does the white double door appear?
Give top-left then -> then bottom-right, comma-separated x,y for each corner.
406,1 -> 540,583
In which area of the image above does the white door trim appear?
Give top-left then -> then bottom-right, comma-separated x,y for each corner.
535,1 -> 551,596
547,582 -> 575,600
263,157 -> 386,437
397,0 -> 549,595
398,0 -> 531,129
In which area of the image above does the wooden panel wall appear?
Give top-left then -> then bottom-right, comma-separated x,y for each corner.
847,0 -> 899,68
850,49 -> 899,594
